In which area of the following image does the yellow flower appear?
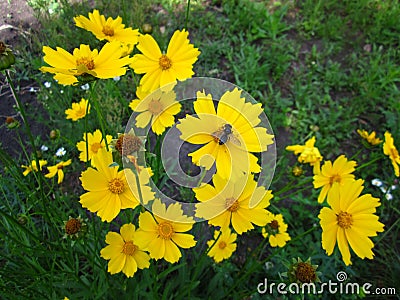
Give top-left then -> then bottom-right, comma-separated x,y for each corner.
357,129 -> 382,146
100,223 -> 150,277
207,228 -> 237,263
45,159 -> 72,184
130,30 -> 200,91
135,199 -> 196,263
129,85 -> 181,135
40,42 -> 132,85
21,159 -> 47,176
76,129 -> 112,166
79,148 -> 154,222
194,173 -> 273,234
383,131 -> 400,177
313,155 -> 357,203
318,179 -> 384,266
286,136 -> 323,174
177,88 -> 274,180
262,213 -> 291,247
74,9 -> 140,46
65,98 -> 90,121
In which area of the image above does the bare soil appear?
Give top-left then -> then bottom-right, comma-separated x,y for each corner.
0,0 -> 46,157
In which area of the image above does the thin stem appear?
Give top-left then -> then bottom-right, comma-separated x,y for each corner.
185,0 -> 191,30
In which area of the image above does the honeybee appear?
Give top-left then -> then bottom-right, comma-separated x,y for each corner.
213,124 -> 241,146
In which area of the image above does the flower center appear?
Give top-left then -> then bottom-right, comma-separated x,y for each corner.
295,262 -> 316,283
108,178 -> 125,194
57,165 -> 64,170
218,241 -> 227,249
159,54 -> 172,70
225,197 -> 239,212
148,99 -> 163,115
115,134 -> 143,156
102,25 -> 114,36
269,220 -> 279,230
329,174 -> 341,185
76,57 -> 95,70
122,241 -> 137,256
157,222 -> 174,239
337,211 -> 353,229
91,142 -> 102,153
65,218 -> 82,235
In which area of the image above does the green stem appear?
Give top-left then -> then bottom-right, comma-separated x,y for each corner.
90,82 -> 109,150
185,0 -> 191,30
355,155 -> 383,172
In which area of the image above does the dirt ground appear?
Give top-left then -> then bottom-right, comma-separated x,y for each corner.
0,0 -> 45,157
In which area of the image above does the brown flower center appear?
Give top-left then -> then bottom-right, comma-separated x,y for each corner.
225,197 -> 239,212
337,211 -> 353,229
102,25 -> 114,37
148,99 -> 163,115
269,220 -> 279,230
159,54 -> 172,70
115,134 -> 143,156
122,241 -> 137,256
295,262 -> 316,283
158,222 -> 174,239
329,174 -> 341,185
57,165 -> 64,170
76,57 -> 95,70
65,218 -> 82,235
91,142 -> 102,153
218,241 -> 227,249
108,178 -> 125,194
5,116 -> 15,124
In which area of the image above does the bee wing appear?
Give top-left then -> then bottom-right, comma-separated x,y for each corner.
228,134 -> 241,146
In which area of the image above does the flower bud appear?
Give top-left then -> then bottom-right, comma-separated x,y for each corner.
0,41 -> 16,71
142,23 -> 153,34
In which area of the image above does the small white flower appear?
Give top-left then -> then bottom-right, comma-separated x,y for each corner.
380,186 -> 388,193
60,90 -> 64,94
29,87 -> 38,93
371,178 -> 383,187
48,8 -> 54,14
391,185 -> 397,190
81,83 -> 90,90
44,82 -> 51,88
40,145 -> 49,152
56,147 -> 66,157
385,193 -> 393,201
113,76 -> 121,82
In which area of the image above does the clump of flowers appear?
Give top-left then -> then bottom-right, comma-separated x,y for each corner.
286,136 -> 323,174
357,129 -> 382,146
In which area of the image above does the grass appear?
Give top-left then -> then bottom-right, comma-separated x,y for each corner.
1,0 -> 399,299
